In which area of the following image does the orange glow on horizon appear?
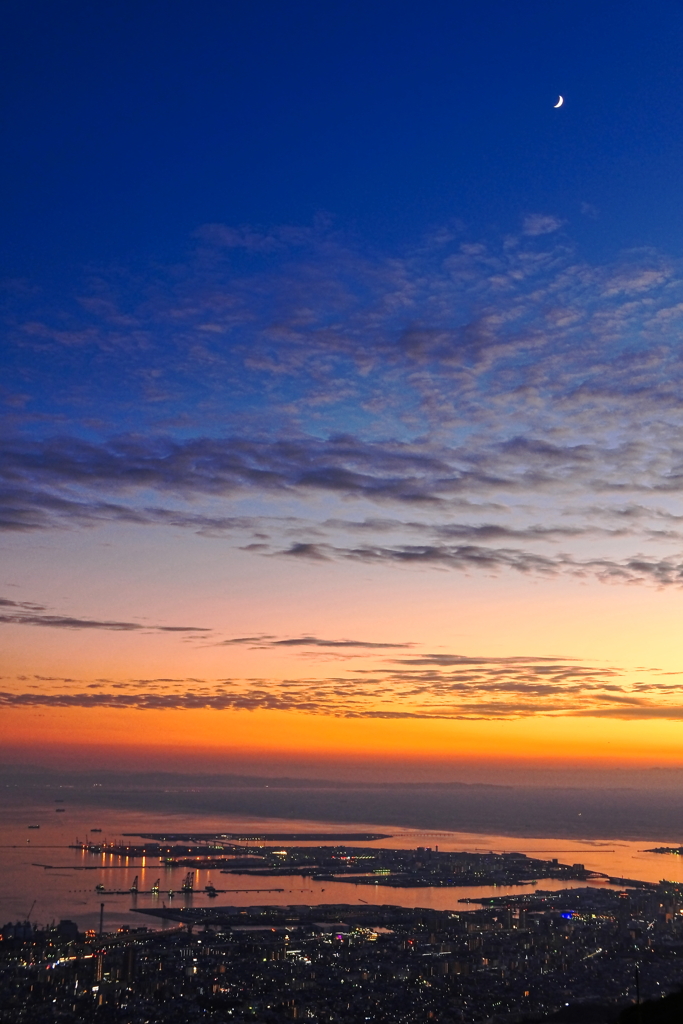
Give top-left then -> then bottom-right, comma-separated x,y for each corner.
4,704 -> 683,776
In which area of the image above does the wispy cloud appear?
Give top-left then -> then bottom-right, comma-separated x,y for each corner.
6,222 -> 683,590
219,634 -> 413,649
275,540 -> 683,587
3,653 -> 681,720
521,214 -> 564,236
0,597 -> 210,633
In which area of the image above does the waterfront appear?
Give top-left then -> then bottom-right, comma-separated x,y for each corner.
7,891 -> 683,1023
2,802 -> 682,933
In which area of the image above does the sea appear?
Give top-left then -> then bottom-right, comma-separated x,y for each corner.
2,802 -> 682,935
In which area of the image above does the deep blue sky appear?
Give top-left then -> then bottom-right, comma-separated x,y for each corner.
7,3 -> 683,767
2,0 -> 683,281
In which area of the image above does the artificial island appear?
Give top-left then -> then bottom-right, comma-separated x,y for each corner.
70,831 -> 624,891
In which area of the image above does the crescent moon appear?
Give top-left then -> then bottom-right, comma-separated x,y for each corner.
554,95 -> 564,108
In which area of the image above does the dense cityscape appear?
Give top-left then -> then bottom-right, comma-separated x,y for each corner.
3,843 -> 683,1022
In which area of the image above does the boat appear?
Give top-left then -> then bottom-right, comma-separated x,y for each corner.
91,828 -> 102,832
28,825 -> 40,830
55,808 -> 65,813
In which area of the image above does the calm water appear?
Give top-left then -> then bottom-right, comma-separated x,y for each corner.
1,802 -> 681,933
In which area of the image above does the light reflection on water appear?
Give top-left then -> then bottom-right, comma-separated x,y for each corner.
1,803 -> 681,933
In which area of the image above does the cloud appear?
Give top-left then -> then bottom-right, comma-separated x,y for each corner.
0,598 -> 210,633
219,634 -> 413,649
522,214 -> 564,236
272,636 -> 412,649
0,434 -> 460,505
6,432 -> 683,588
3,432 -> 683,515
0,597 -> 46,610
275,540 -> 683,588
2,652 -> 680,720
193,223 -> 283,252
7,222 -> 683,593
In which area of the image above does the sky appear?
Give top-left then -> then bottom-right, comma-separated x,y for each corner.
3,0 -> 683,780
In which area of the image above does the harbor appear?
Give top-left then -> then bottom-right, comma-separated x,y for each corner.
1,805 -> 679,935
